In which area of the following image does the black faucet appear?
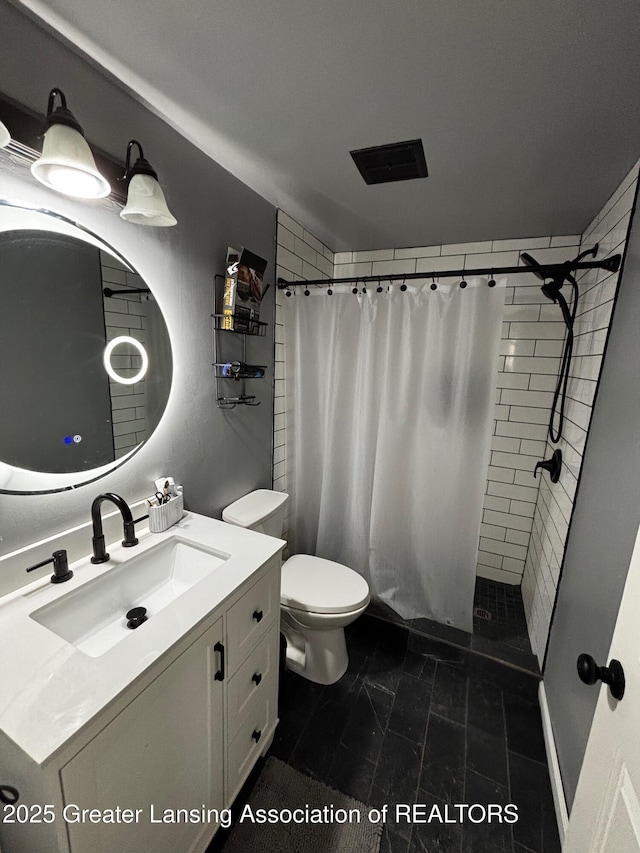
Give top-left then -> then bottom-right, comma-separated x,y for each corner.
91,493 -> 139,564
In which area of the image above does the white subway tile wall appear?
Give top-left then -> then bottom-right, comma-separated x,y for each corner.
275,213 -> 335,547
101,251 -> 148,459
521,158 -> 640,666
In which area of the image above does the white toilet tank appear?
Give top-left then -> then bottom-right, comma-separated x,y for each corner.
222,490 -> 289,537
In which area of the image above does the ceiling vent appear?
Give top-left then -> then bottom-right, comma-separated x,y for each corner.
350,139 -> 428,185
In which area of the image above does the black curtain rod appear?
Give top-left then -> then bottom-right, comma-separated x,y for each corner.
277,255 -> 621,289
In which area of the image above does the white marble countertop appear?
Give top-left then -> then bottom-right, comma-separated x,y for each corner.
0,512 -> 284,766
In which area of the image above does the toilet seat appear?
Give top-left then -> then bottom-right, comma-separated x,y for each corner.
281,555 -> 370,614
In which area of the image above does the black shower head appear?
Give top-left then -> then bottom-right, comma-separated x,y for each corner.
520,252 -> 545,281
550,287 -> 573,328
541,280 -> 561,302
521,252 -> 567,316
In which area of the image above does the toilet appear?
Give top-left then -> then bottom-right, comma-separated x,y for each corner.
222,490 -> 370,685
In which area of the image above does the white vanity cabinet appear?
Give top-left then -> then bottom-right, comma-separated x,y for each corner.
60,617 -> 225,853
225,565 -> 280,804
0,551 -> 281,853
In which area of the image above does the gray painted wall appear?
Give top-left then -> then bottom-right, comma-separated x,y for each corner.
0,1 -> 275,583
544,191 -> 640,809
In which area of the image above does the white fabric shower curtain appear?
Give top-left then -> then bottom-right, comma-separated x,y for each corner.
283,279 -> 505,633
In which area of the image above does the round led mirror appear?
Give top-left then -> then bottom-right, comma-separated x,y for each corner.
0,202 -> 173,494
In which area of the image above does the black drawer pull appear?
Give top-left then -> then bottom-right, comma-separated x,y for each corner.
252,729 -> 262,743
214,642 -> 225,681
252,672 -> 262,686
252,609 -> 263,623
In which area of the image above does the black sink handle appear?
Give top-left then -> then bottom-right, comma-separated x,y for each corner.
26,550 -> 73,584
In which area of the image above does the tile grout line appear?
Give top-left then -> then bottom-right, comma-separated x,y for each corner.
410,655 -> 436,850
501,684 -> 516,853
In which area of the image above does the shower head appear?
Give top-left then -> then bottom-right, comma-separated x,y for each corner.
547,286 -> 573,328
520,252 -> 546,281
521,252 -> 568,319
541,280 -> 561,302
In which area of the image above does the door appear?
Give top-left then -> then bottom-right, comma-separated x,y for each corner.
61,618 -> 225,853
564,521 -> 640,852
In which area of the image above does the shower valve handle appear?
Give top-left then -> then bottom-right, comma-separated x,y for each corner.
533,449 -> 562,484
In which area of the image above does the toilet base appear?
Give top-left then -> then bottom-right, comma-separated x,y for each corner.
281,617 -> 349,685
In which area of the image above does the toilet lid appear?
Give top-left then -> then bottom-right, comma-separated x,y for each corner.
222,490 -> 288,528
281,555 -> 370,614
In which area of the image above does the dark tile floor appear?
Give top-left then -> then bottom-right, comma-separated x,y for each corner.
216,614 -> 560,853
367,579 -> 540,675
473,578 -> 536,663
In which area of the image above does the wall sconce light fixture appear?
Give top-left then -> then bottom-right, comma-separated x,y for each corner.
30,88 -> 111,199
120,140 -> 177,227
0,120 -> 10,149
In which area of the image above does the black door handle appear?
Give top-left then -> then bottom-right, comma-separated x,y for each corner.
577,653 -> 625,701
252,729 -> 262,743
253,609 -> 263,623
214,642 -> 225,681
252,672 -> 262,686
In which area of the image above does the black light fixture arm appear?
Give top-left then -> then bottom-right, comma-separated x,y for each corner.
46,88 -> 66,116
44,87 -> 84,135
123,139 -> 158,183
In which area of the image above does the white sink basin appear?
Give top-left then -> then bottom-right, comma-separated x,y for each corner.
29,537 -> 230,657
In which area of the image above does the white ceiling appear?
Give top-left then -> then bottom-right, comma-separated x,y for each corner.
15,0 -> 640,251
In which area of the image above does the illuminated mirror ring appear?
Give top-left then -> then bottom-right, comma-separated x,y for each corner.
103,336 -> 149,385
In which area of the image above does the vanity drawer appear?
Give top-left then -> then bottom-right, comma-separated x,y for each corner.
226,564 -> 279,672
226,674 -> 278,804
227,622 -> 278,741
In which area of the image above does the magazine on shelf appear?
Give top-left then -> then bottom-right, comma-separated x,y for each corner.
222,246 -> 267,331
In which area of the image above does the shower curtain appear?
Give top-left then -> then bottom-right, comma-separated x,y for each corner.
282,279 -> 505,632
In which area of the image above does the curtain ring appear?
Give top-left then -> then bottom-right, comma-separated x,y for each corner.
400,277 -> 407,292
488,271 -> 496,288
430,275 -> 437,291
460,256 -> 467,288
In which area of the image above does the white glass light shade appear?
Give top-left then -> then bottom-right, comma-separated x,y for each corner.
103,335 -> 149,385
30,123 -> 111,199
120,173 -> 177,226
0,120 -> 10,149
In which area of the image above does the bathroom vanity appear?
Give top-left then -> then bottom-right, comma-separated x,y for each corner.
0,512 -> 284,853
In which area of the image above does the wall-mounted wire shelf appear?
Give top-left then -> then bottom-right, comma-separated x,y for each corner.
212,361 -> 267,380
211,313 -> 267,336
211,287 -> 268,407
216,394 -> 261,409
